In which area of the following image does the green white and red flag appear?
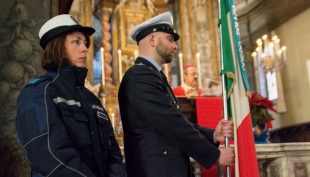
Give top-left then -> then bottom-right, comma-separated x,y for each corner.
219,0 -> 260,176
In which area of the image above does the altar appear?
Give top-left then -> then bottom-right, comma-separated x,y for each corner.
177,97 -> 310,177
177,96 -> 224,127
115,97 -> 310,177
189,143 -> 310,177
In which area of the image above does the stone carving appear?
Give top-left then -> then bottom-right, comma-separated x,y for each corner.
0,1 -> 48,176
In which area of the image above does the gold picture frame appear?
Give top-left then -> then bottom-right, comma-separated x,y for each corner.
118,8 -> 151,55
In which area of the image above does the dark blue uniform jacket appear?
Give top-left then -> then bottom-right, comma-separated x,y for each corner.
16,66 -> 126,177
118,57 -> 220,177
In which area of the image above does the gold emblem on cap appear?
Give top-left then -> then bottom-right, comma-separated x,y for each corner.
70,16 -> 80,25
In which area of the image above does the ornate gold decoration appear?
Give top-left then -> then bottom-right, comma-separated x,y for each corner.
252,31 -> 287,73
112,0 -> 154,83
117,1 -> 151,53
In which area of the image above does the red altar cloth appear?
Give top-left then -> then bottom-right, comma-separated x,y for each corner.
196,97 -> 223,128
195,97 -> 235,177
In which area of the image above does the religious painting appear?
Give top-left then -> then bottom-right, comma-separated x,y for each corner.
118,7 -> 151,55
126,19 -> 138,45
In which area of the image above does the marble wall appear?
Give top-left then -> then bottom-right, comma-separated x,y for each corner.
173,0 -> 221,88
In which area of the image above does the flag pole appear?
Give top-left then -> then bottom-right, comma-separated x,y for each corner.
218,0 -> 231,176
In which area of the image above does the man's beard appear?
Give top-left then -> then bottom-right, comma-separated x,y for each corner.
156,39 -> 173,63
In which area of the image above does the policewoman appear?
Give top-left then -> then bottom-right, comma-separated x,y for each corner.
15,14 -> 126,177
118,12 -> 234,177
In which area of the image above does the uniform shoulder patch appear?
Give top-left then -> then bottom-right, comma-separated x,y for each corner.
28,78 -> 42,84
26,76 -> 52,87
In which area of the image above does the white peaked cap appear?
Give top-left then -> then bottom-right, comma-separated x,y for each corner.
130,12 -> 180,44
38,14 -> 95,49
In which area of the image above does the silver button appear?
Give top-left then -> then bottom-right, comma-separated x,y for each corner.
177,105 -> 180,109
164,151 -> 167,155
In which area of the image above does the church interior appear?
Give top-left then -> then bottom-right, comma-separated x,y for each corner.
1,0 -> 310,176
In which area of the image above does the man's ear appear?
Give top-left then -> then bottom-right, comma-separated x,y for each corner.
149,34 -> 156,47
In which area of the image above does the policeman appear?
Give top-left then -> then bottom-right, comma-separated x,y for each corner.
118,12 -> 234,177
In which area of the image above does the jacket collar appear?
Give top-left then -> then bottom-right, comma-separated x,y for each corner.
135,57 -> 160,71
48,65 -> 88,86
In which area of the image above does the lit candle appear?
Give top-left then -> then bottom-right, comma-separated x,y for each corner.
274,38 -> 281,59
281,46 -> 287,64
164,64 -> 169,78
196,53 -> 202,88
274,38 -> 280,52
100,47 -> 105,86
179,53 -> 184,85
252,52 -> 257,68
262,35 -> 268,54
269,42 -> 274,58
111,113 -> 115,129
118,49 -> 122,83
102,97 -> 106,106
256,47 -> 262,68
134,50 -> 138,59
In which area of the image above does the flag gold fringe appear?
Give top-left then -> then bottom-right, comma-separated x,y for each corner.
226,71 -> 235,99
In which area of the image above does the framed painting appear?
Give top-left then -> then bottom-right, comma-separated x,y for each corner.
118,8 -> 151,55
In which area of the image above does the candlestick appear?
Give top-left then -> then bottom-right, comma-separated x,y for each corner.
134,50 -> 138,59
100,47 -> 105,86
111,113 -> 115,129
252,52 -> 258,68
196,53 -> 202,88
179,53 -> 184,85
118,49 -> 122,83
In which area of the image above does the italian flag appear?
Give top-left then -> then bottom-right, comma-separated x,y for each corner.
219,0 -> 260,176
